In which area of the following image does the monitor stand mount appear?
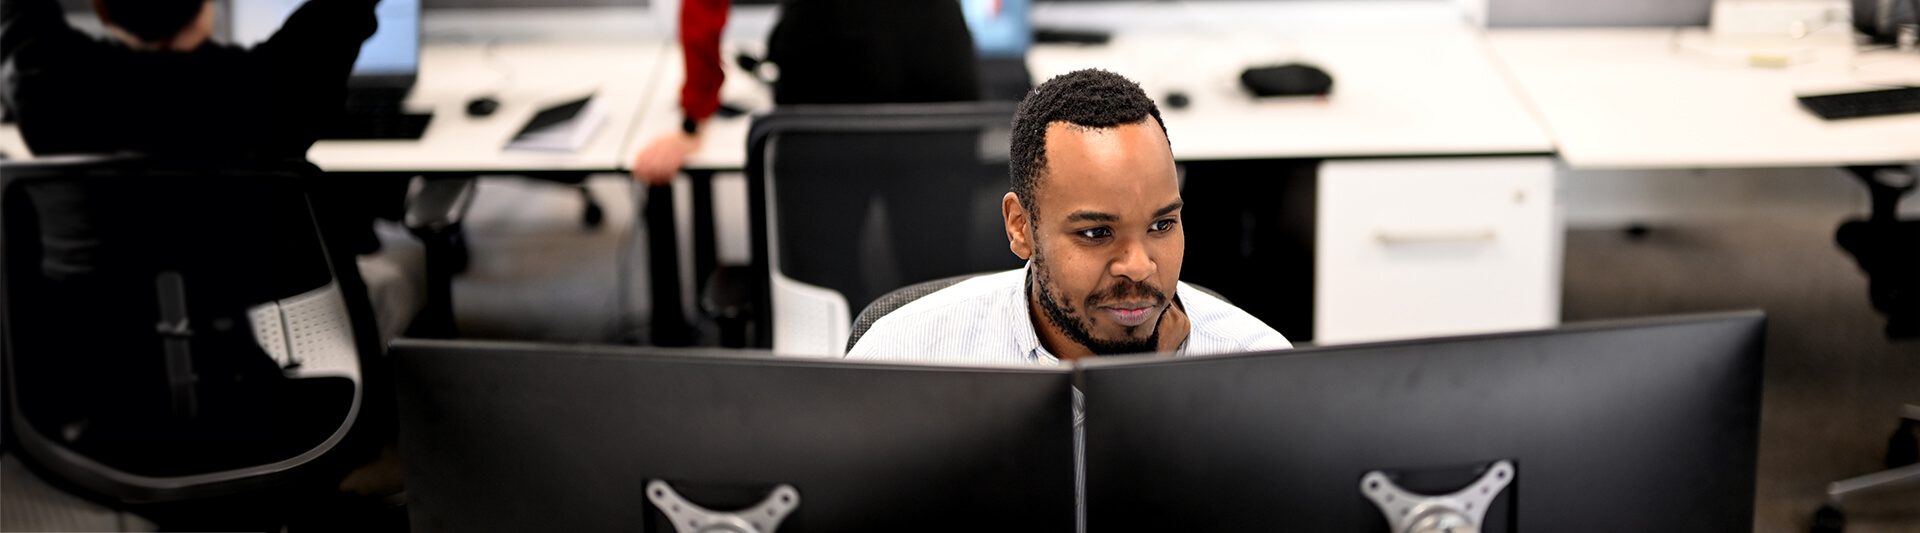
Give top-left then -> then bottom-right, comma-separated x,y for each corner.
647,480 -> 800,533
1361,460 -> 1514,533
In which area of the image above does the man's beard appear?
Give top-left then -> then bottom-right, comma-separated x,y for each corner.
1029,245 -> 1168,356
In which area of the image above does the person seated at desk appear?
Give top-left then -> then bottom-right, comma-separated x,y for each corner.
630,0 -> 981,183
848,69 -> 1291,363
1,2 -> 409,522
1,0 -> 395,248
1,0 -> 375,159
0,0 -> 413,325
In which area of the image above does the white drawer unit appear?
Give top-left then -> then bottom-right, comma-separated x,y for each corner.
1315,157 -> 1562,344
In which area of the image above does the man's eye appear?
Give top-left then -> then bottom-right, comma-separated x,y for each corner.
1151,219 -> 1177,232
1078,227 -> 1113,240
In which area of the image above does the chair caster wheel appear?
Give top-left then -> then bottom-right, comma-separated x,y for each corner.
1811,504 -> 1845,533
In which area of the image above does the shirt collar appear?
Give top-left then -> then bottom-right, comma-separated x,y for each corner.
1013,262 -> 1056,365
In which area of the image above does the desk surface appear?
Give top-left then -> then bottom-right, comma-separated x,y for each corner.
311,41 -> 665,174
1488,28 -> 1920,169
1025,29 -> 1555,161
0,41 -> 665,174
632,27 -> 1556,171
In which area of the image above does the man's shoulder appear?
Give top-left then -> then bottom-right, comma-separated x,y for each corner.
846,269 -> 1026,359
1177,282 -> 1292,355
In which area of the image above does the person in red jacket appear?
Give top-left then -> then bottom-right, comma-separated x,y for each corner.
630,0 -> 981,184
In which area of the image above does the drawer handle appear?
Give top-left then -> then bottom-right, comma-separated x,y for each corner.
1374,229 -> 1497,245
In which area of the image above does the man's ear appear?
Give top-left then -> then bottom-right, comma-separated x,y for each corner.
1003,192 -> 1033,261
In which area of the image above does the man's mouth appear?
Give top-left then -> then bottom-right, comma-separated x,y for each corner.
1101,303 -> 1158,327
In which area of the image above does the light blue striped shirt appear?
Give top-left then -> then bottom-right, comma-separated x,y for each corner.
845,266 -> 1291,532
846,266 -> 1292,363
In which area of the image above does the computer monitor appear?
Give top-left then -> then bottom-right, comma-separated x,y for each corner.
1078,311 -> 1766,532
391,340 -> 1077,532
961,0 -> 1034,101
962,0 -> 1033,59
226,0 -> 420,84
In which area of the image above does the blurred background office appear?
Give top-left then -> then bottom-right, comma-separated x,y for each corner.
3,0 -> 1917,531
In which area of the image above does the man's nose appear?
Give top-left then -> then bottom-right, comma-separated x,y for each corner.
1110,239 -> 1156,283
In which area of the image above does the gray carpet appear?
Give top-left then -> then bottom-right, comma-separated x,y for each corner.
448,174 -> 653,343
1563,214 -> 1920,533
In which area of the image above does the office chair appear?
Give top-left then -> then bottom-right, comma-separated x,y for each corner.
733,102 -> 1025,355
1815,163 -> 1920,533
1836,164 -> 1918,339
1812,404 -> 1920,533
845,274 -> 979,353
1,155 -> 387,529
845,273 -> 1234,353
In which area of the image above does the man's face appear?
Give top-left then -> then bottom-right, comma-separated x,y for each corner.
1005,119 -> 1183,355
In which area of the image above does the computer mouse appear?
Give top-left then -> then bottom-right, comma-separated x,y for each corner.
1240,63 -> 1334,97
1164,91 -> 1191,110
465,96 -> 500,118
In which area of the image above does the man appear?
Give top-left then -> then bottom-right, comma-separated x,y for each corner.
848,69 -> 1290,363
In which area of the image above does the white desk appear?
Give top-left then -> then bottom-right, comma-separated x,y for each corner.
1023,30 -> 1554,161
311,41 -> 666,174
0,41 -> 666,174
1488,28 -> 1920,170
0,125 -> 26,160
627,28 -> 1555,170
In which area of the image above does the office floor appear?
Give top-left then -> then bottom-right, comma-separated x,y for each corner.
444,174 -> 655,344
1563,216 -> 1920,533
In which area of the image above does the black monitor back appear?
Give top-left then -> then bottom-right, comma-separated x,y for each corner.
1078,312 -> 1766,532
391,340 -> 1076,532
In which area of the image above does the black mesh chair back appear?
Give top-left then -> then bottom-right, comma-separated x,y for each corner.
745,102 -> 1024,354
1,155 -> 375,505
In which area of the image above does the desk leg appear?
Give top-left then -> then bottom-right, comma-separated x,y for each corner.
646,183 -> 695,346
688,169 -> 719,294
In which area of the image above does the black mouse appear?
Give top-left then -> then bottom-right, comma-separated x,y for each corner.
1240,63 -> 1333,97
465,96 -> 500,117
1164,91 -> 1191,110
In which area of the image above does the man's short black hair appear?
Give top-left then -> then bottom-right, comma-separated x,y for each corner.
1009,69 -> 1168,215
99,0 -> 207,44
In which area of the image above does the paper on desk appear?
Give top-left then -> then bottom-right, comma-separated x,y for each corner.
505,94 -> 606,153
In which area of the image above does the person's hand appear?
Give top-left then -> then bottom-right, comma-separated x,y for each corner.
631,131 -> 702,186
1155,301 -> 1192,353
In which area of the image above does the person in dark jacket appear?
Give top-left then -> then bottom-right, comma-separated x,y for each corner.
1,0 -> 377,158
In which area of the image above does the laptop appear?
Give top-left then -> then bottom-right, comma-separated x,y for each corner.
229,0 -> 431,140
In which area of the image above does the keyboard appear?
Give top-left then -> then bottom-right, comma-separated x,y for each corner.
320,109 -> 433,140
1797,87 -> 1920,120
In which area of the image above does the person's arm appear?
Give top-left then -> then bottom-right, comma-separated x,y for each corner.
679,0 -> 729,125
2,0 -> 85,75
1,0 -> 90,121
253,0 -> 380,80
1,0 -> 76,56
633,0 -> 730,185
